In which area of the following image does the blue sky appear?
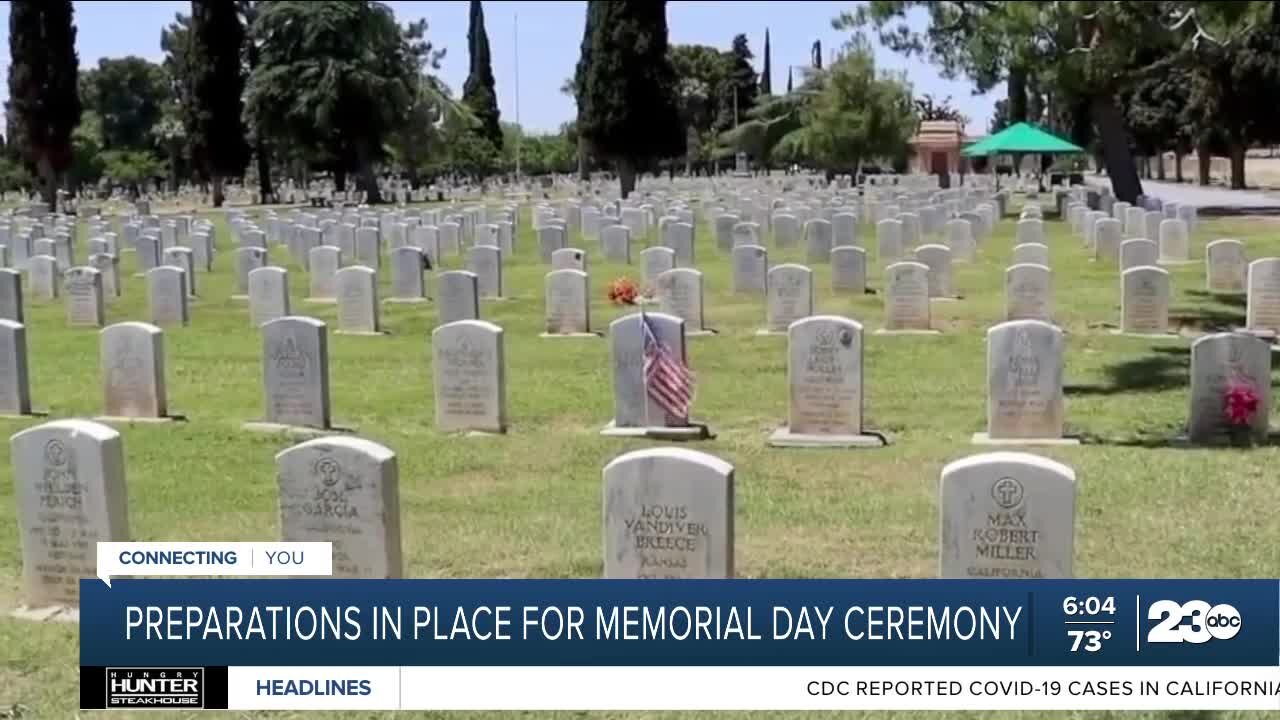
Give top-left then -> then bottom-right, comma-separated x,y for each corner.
0,1 -> 1000,135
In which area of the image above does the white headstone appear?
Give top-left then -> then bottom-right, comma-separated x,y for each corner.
1158,218 -> 1189,263
64,267 -> 105,327
804,219 -> 833,264
100,322 -> 167,419
467,245 -> 504,299
1121,266 -> 1171,335
249,266 -> 291,327
437,270 -> 480,325
335,266 -> 381,334
602,225 -> 631,264
783,315 -> 865,436
0,319 -> 31,415
731,244 -> 767,294
1012,243 -> 1049,267
543,269 -> 592,335
432,320 -> 507,433
1205,239 -> 1247,293
939,452 -> 1075,578
914,244 -> 953,298
1005,264 -> 1052,322
277,437 -> 402,578
831,246 -> 867,295
308,246 -> 342,302
12,419 -> 128,608
764,264 -> 814,333
603,448 -> 733,578
883,261 -> 932,331
260,316 -> 330,429
1188,332 -> 1272,444
608,312 -> 689,428
983,320 -> 1065,440
147,266 -> 189,327
656,268 -> 708,333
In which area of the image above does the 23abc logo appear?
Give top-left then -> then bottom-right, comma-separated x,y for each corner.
1146,600 -> 1241,644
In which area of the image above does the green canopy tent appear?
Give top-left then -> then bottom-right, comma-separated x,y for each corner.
961,122 -> 1084,157
961,122 -> 1084,191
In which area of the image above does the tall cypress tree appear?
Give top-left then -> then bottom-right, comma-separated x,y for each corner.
578,0 -> 683,198
786,66 -> 793,94
189,0 -> 251,207
462,0 -> 503,151
760,29 -> 772,95
7,0 -> 81,211
572,2 -> 595,180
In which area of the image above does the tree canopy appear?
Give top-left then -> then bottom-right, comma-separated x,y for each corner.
576,0 -> 684,197
244,0 -> 420,203
80,57 -> 167,152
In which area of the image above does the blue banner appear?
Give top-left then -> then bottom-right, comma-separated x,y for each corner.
80,579 -> 1279,667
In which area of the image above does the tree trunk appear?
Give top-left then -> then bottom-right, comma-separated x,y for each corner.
1091,95 -> 1143,203
1229,143 -> 1246,189
617,157 -> 636,199
168,145 -> 180,194
37,154 -> 56,213
356,141 -> 381,204
1008,66 -> 1028,122
1197,143 -> 1211,185
1174,151 -> 1184,183
334,170 -> 347,193
211,174 -> 225,208
1156,153 -> 1166,181
256,139 -> 274,203
577,136 -> 589,181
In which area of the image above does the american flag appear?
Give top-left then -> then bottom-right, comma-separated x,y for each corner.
642,312 -> 695,424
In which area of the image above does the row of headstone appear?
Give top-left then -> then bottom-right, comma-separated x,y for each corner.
10,415 -> 1077,607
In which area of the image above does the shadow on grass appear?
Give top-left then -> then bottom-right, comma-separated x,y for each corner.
1186,289 -> 1246,308
1065,346 -> 1189,397
1077,422 -> 1280,449
1170,306 -> 1244,333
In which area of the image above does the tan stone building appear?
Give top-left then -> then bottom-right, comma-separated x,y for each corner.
909,120 -> 983,187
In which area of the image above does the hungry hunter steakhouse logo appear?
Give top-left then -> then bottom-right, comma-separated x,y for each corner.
106,667 -> 203,708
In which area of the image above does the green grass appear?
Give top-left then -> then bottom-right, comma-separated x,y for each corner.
1,201 -> 1278,720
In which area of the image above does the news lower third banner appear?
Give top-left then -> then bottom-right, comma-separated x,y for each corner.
80,579 -> 1280,711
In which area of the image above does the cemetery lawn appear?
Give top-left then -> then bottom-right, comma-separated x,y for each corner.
2,204 -> 1278,720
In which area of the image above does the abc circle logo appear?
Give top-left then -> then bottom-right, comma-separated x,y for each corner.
1147,600 -> 1241,644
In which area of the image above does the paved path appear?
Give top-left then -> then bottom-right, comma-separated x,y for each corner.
1087,177 -> 1280,215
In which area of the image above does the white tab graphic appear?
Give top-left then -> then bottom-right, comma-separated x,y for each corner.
228,667 -> 400,710
96,542 -> 332,586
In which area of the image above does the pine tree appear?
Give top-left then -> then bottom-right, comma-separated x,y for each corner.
7,0 -> 81,211
578,0 -> 683,197
189,0 -> 250,207
462,0 -> 503,151
786,66 -> 793,94
760,29 -> 772,95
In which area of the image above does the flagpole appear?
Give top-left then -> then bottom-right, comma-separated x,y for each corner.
514,11 -> 522,178
639,309 -> 650,427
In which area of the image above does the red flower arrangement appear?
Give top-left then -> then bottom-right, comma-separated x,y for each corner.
1224,381 -> 1259,426
607,277 -> 640,306
1223,380 -> 1260,445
